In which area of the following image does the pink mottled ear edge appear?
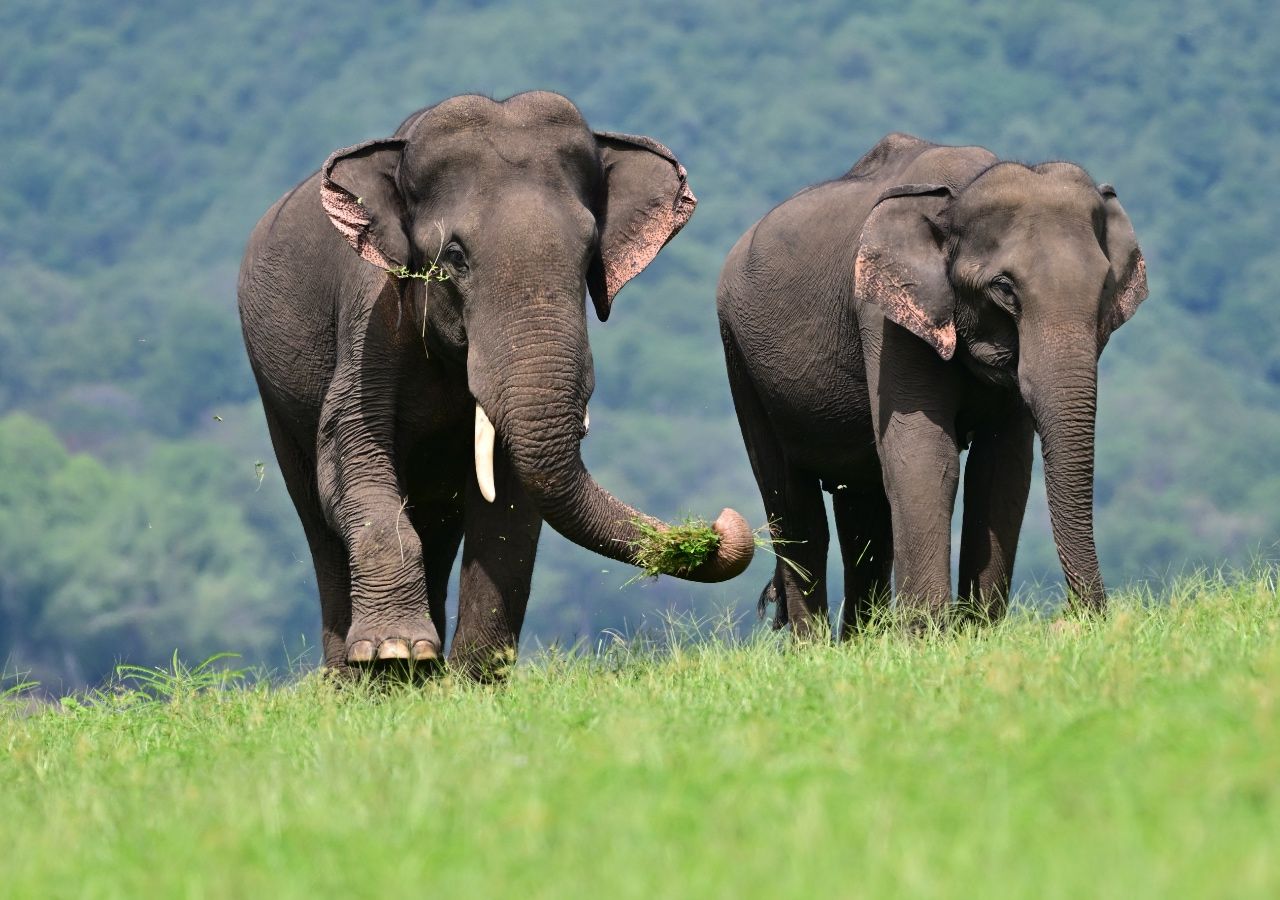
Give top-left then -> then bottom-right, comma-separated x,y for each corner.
852,184 -> 957,360
1111,253 -> 1148,322
854,249 -> 958,359
320,138 -> 408,271
1097,184 -> 1149,344
590,132 -> 697,320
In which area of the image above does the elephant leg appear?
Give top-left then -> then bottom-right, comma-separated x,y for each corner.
724,341 -> 828,635
316,381 -> 440,668
864,321 -> 961,623
878,416 -> 959,623
450,438 -> 542,680
261,404 -> 352,670
766,466 -> 830,639
409,499 -> 464,652
958,409 -> 1034,622
305,526 -> 354,671
832,485 -> 893,638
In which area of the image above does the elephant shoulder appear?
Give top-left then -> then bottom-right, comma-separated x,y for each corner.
240,169 -> 362,309
720,224 -> 756,280
842,133 -> 936,181
245,170 -> 328,255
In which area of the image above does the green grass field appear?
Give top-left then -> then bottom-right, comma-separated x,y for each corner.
3,573 -> 1278,899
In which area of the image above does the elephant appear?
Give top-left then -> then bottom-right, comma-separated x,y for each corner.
238,91 -> 753,677
717,132 -> 1148,636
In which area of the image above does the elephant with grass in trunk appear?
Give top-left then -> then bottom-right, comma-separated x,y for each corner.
239,92 -> 753,678
718,133 -> 1148,636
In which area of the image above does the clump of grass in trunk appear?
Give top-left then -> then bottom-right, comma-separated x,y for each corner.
629,517 -> 721,580
628,516 -> 810,583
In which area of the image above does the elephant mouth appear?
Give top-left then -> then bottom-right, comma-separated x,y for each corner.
472,402 -> 589,504
956,343 -> 1018,390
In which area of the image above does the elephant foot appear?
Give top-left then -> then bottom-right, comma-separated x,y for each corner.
347,637 -> 440,663
892,602 -> 952,637
345,620 -> 443,677
448,643 -> 518,683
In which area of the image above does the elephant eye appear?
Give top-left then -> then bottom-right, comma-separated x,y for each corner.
989,276 -> 1020,317
441,242 -> 468,273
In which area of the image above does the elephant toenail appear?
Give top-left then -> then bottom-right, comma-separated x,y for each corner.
411,640 -> 440,662
348,640 -> 375,663
377,638 -> 412,660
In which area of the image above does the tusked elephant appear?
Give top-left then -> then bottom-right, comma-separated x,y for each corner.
239,91 -> 753,677
717,132 -> 1148,636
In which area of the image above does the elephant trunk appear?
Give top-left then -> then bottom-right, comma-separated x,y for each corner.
1021,328 -> 1105,612
472,303 -> 753,583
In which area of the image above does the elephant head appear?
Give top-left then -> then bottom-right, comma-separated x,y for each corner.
854,161 -> 1148,609
319,92 -> 752,581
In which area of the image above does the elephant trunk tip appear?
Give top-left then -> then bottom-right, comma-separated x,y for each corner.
687,508 -> 756,583
706,509 -> 752,581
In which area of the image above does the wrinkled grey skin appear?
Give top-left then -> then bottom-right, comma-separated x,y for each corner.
718,133 -> 1148,636
239,92 -> 753,677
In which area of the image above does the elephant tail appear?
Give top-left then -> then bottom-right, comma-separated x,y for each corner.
757,574 -> 787,628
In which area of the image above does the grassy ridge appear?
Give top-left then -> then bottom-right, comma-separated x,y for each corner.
3,574 -> 1278,898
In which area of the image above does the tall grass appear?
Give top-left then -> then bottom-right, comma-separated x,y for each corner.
2,571 -> 1277,898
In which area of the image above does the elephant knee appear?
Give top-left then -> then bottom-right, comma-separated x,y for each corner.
348,514 -> 421,572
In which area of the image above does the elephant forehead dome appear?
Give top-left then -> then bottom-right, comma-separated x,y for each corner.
958,162 -> 1103,224
410,91 -> 590,137
398,94 -> 601,198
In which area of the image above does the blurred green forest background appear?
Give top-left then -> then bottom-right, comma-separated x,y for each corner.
2,0 -> 1277,688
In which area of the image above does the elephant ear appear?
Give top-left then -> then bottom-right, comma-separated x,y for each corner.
587,132 -> 697,321
320,138 -> 410,271
853,184 -> 957,359
1096,183 -> 1149,347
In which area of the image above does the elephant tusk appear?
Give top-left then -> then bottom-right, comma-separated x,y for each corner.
474,404 -> 497,503
583,405 -> 590,437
